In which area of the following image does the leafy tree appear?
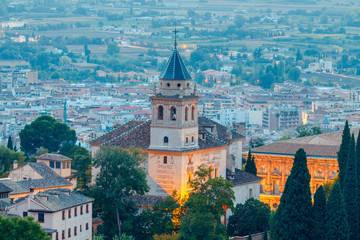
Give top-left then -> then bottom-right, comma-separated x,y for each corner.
180,166 -> 234,240
288,67 -> 301,81
312,186 -> 326,239
134,196 -> 179,239
153,233 -> 180,240
259,73 -> 274,89
7,136 -> 13,150
228,198 -> 270,236
67,146 -> 92,190
325,183 -> 349,240
0,146 -> 26,177
338,120 -> 351,189
107,43 -> 120,55
19,115 -> 77,156
296,125 -> 323,137
234,15 -> 247,27
343,134 -> 358,239
91,147 -> 149,239
273,148 -> 312,240
0,215 -> 49,240
249,137 -> 264,148
245,150 -> 257,175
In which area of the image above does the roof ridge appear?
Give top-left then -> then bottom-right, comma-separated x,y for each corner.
200,116 -> 245,138
91,120 -> 138,143
100,120 -> 150,146
204,132 -> 229,146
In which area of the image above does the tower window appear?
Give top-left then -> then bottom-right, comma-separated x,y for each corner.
191,136 -> 194,143
186,137 -> 189,144
167,83 -> 170,87
177,83 -> 181,87
185,106 -> 188,121
163,156 -> 167,164
187,83 -> 190,88
158,106 -> 164,120
170,107 -> 176,121
191,106 -> 195,120
164,136 -> 169,145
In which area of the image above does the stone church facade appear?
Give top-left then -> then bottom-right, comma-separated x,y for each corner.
90,46 -> 255,198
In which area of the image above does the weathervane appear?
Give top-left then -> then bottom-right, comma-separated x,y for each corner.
172,23 -> 178,49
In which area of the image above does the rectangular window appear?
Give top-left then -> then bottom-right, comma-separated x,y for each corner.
56,162 -> 61,169
50,161 -> 54,168
62,230 -> 65,240
163,156 -> 167,164
67,162 -> 70,168
62,211 -> 65,220
56,232 -> 59,240
186,137 -> 189,144
191,136 -> 194,143
80,206 -> 83,215
74,207 -> 77,217
68,228 -> 71,238
80,225 -> 82,232
38,213 -> 44,223
74,227 -> 77,236
23,212 -> 28,217
86,223 -> 89,230
62,162 -> 65,168
249,188 -> 253,198
68,209 -> 71,218
86,204 -> 89,213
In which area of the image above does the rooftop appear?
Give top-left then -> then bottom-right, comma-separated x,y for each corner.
36,153 -> 72,162
159,49 -> 191,80
227,168 -> 262,186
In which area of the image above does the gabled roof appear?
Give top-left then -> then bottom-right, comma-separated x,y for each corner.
0,180 -> 29,194
27,162 -> 62,179
227,168 -> 262,186
18,177 -> 71,189
0,183 -> 12,193
159,49 -> 191,80
198,116 -> 245,141
36,153 -> 72,162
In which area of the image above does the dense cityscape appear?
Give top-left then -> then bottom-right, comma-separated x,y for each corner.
0,0 -> 360,239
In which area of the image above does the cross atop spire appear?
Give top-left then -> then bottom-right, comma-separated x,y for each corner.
173,25 -> 178,49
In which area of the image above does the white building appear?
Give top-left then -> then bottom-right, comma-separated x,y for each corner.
218,108 -> 263,126
8,188 -> 93,240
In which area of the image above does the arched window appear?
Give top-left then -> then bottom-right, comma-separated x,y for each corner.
164,136 -> 169,145
191,106 -> 195,121
185,106 -> 188,121
170,107 -> 176,121
158,106 -> 164,120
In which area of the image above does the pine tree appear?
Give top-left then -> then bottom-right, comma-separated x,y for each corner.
343,134 -> 358,239
7,136 -> 13,150
245,150 -> 257,175
273,148 -> 312,240
325,182 -> 350,240
338,120 -> 351,189
312,186 -> 326,239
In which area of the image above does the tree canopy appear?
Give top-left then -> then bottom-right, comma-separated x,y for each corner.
19,115 -> 77,156
0,216 -> 50,240
0,146 -> 26,177
312,186 -> 326,240
67,146 -> 92,190
228,198 -> 270,236
245,150 -> 257,175
338,120 -> 351,189
91,147 -> 149,239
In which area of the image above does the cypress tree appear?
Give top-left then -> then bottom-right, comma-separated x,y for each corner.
312,185 -> 326,239
273,148 -> 312,240
343,134 -> 358,239
325,182 -> 349,240
338,120 -> 351,189
245,150 -> 257,175
7,136 -> 13,150
356,130 -> 360,229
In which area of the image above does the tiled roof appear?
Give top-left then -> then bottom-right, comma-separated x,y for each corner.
159,49 -> 191,80
251,130 -> 360,158
198,116 -> 245,141
0,180 -> 29,194
36,153 -> 72,162
18,177 -> 71,189
227,168 -> 262,186
28,162 -> 62,178
132,194 -> 167,208
0,183 -> 13,193
0,199 -> 10,210
25,189 -> 93,212
90,120 -> 145,146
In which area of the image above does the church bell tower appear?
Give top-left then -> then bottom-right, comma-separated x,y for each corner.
149,30 -> 199,151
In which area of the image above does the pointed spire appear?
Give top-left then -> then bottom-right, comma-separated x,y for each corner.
173,23 -> 178,50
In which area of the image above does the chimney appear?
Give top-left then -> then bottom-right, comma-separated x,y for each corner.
13,160 -> 18,169
29,187 -> 35,199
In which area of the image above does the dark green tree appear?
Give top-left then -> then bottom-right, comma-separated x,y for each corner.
228,198 -> 270,236
356,130 -> 360,228
0,215 -> 49,240
312,186 -> 326,239
91,147 -> 149,239
107,43 -> 120,55
273,148 -> 312,240
245,150 -> 257,175
19,115 -> 77,156
0,146 -> 26,177
343,134 -> 358,239
288,67 -> 301,81
7,136 -> 13,150
325,182 -> 349,240
68,146 -> 92,191
338,120 -> 351,189
296,49 -> 303,61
